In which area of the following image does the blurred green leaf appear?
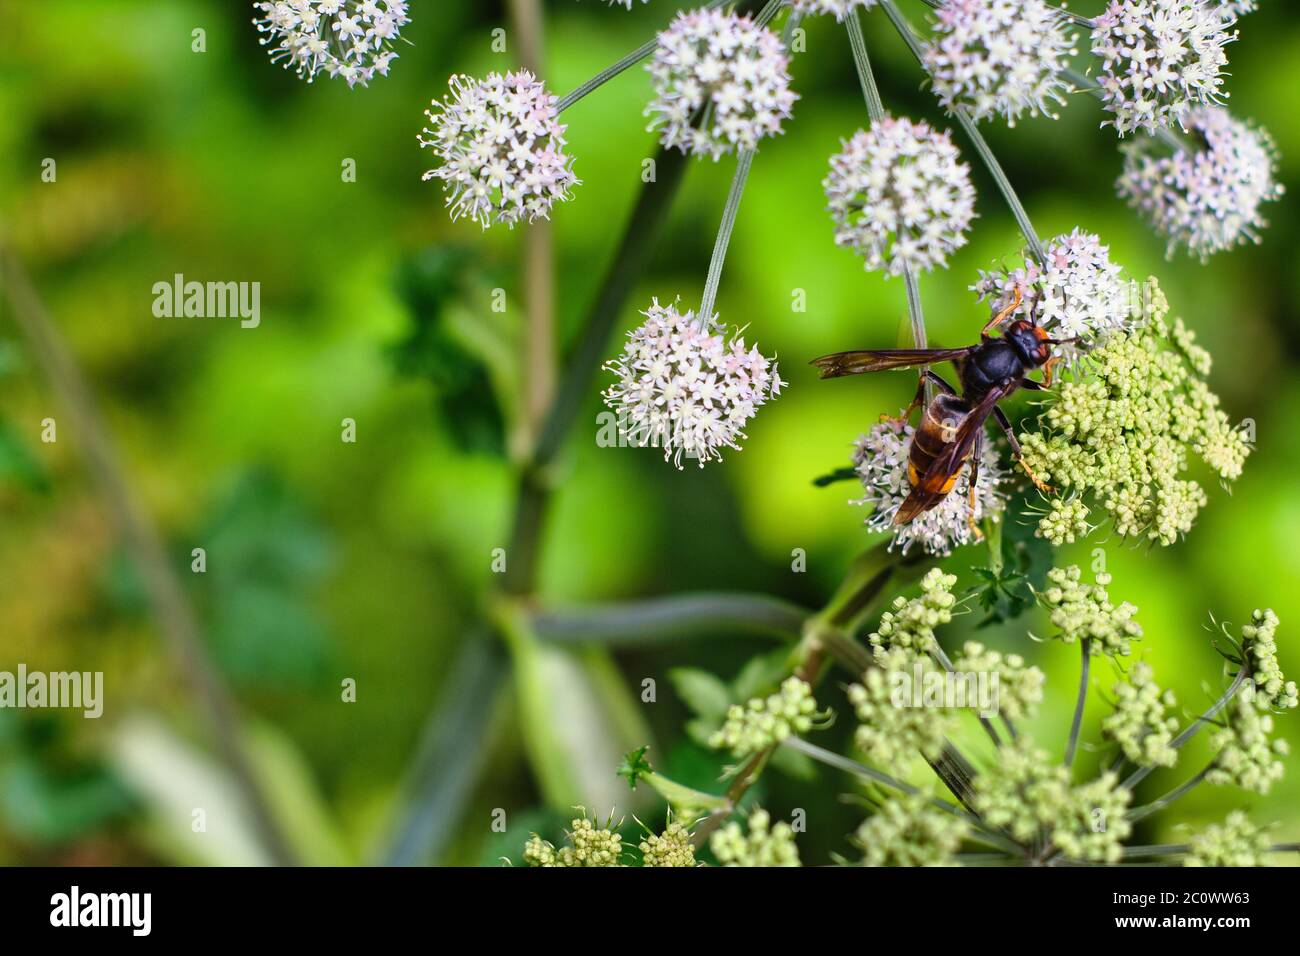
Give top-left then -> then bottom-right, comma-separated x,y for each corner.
0,418 -> 49,492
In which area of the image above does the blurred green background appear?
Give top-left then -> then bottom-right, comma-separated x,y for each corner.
0,0 -> 1297,866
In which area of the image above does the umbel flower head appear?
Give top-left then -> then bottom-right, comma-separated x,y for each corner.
709,677 -> 822,758
1039,566 -> 1143,657
420,71 -> 579,230
850,650 -> 957,768
824,117 -> 977,276
252,0 -> 410,87
602,300 -> 784,469
1091,0 -> 1236,136
867,567 -> 959,662
972,735 -> 1133,863
645,8 -> 798,160
952,641 -> 1045,721
851,417 -> 1003,556
922,0 -> 1077,126
1018,280 -> 1252,545
711,809 -> 801,866
790,0 -> 881,19
1207,685 -> 1289,795
1103,661 -> 1180,767
1185,811 -> 1272,867
855,794 -> 969,867
523,811 -> 624,867
638,817 -> 697,867
1241,609 -> 1298,712
973,229 -> 1135,362
1117,107 -> 1283,260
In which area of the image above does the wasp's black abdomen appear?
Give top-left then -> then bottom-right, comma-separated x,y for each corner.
961,341 -> 1026,400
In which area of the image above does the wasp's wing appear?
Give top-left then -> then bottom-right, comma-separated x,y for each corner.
810,347 -> 976,379
893,386 -> 1009,525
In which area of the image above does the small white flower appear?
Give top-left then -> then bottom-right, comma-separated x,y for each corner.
973,229 -> 1134,360
1215,0 -> 1256,15
1117,107 -> 1283,259
824,117 -> 976,276
922,0 -> 1077,126
789,0 -> 881,19
852,418 -> 1003,556
645,8 -> 798,160
1091,0 -> 1236,136
603,300 -> 784,468
252,0 -> 410,87
420,71 -> 580,230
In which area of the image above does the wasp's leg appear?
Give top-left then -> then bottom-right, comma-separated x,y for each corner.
1039,355 -> 1059,389
880,370 -> 960,425
992,406 -> 1053,494
981,285 -> 1023,339
966,429 -> 986,541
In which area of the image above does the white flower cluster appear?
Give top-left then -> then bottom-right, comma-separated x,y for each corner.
645,8 -> 798,160
420,71 -> 580,230
1215,0 -> 1257,16
252,0 -> 410,87
824,118 -> 977,276
603,300 -> 784,469
923,0 -> 1077,126
790,0 -> 881,19
1090,0 -> 1236,136
973,229 -> 1134,360
1117,107 -> 1282,260
709,677 -> 820,758
852,417 -> 1003,556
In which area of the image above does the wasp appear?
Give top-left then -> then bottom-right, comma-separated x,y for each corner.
811,289 -> 1070,527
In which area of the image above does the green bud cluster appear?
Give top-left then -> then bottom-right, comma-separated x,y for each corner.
709,676 -> 821,758
850,650 -> 955,767
1208,686 -> 1289,795
868,568 -> 958,663
855,794 -> 969,867
1039,565 -> 1142,657
1185,811 -> 1273,868
1102,661 -> 1179,767
524,813 -> 625,867
1241,609 -> 1297,712
710,809 -> 801,867
1018,280 -> 1250,546
638,819 -> 697,867
972,736 -> 1132,863
952,640 -> 1045,721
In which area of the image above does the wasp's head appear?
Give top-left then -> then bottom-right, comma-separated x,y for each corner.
1005,319 -> 1052,368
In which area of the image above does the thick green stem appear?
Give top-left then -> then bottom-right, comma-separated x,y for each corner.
1127,762 -> 1214,824
531,592 -> 810,645
1123,668 -> 1247,791
1064,639 -> 1091,769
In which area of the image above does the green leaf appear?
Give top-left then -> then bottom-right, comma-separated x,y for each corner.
668,668 -> 732,720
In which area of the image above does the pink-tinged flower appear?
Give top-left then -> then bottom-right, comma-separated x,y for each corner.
851,418 -> 1004,556
1117,107 -> 1283,259
973,229 -> 1135,361
922,0 -> 1077,126
420,71 -> 580,230
824,117 -> 977,276
603,300 -> 784,468
253,0 -> 410,87
645,9 -> 798,160
1091,0 -> 1235,136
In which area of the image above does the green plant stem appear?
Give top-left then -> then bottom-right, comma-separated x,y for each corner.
698,148 -> 755,325
785,738 -> 1021,855
531,592 -> 810,645
1064,639 -> 1091,769
1120,843 -> 1189,860
1123,668 -> 1248,791
931,643 -> 1003,747
881,0 -> 1047,265
0,238 -> 297,867
556,0 -> 733,113
1127,762 -> 1214,824
379,637 -> 509,865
